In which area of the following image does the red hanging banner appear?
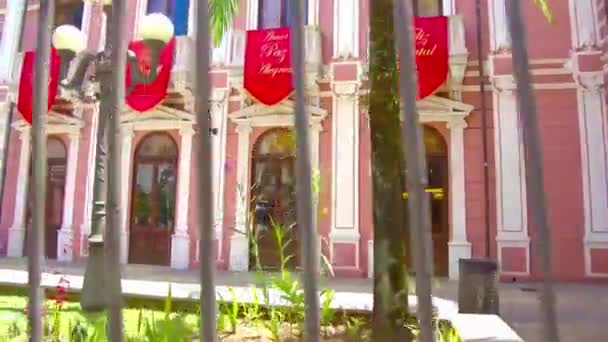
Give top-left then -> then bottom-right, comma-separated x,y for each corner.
125,38 -> 175,112
398,16 -> 449,100
17,49 -> 61,125
244,27 -> 294,105
415,16 -> 448,99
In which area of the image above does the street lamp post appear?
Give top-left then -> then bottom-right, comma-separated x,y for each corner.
51,0 -> 175,314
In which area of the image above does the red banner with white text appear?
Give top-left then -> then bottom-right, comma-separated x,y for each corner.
126,38 -> 175,112
398,16 -> 449,100
244,27 -> 294,105
17,49 -> 61,125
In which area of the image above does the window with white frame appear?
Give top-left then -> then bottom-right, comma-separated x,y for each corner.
146,0 -> 190,36
258,0 -> 309,29
56,0 -> 84,29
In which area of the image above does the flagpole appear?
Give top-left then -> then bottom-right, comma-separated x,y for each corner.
30,0 -> 54,340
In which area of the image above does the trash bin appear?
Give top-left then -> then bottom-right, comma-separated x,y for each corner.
458,258 -> 499,314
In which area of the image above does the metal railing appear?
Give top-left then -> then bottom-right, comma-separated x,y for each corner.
24,0 -> 558,341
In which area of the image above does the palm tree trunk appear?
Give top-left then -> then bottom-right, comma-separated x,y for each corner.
369,0 -> 411,340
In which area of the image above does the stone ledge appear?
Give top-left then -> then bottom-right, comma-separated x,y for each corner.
451,314 -> 523,342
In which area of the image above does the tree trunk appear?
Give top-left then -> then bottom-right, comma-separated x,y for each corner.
369,0 -> 411,340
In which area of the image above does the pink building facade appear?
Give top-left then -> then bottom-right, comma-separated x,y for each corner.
0,0 -> 607,281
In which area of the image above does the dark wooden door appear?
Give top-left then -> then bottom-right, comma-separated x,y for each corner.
250,129 -> 298,271
25,139 -> 67,260
46,160 -> 66,259
129,133 -> 178,266
427,155 -> 449,276
129,162 -> 176,266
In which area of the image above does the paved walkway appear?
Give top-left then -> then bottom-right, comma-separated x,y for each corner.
0,258 -> 606,341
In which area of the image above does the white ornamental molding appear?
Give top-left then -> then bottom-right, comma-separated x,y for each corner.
332,82 -> 360,100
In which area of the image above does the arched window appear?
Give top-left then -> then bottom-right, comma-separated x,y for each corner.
129,133 -> 178,266
250,128 -> 298,270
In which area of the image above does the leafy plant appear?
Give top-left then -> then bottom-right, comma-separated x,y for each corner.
270,271 -> 305,326
141,286 -> 195,341
320,289 -> 336,327
242,287 -> 262,325
217,287 -> 239,334
345,316 -> 368,342
263,308 -> 284,342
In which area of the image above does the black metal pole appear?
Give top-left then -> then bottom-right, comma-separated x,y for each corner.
290,0 -> 321,340
194,0 -> 218,340
393,0 -> 435,341
475,0 -> 492,258
30,0 -> 54,340
505,1 -> 559,341
106,0 -> 127,339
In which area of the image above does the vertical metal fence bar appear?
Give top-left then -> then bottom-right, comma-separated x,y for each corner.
505,1 -> 559,342
392,1 -> 435,341
290,0 -> 321,340
30,0 -> 54,340
106,0 -> 128,340
194,0 -> 217,340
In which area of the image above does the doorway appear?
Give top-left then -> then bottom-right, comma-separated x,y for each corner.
403,126 -> 449,275
129,133 -> 177,266
25,137 -> 67,259
249,128 -> 299,271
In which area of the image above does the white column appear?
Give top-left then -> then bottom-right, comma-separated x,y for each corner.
210,90 -> 228,246
333,0 -> 359,58
493,82 -> 530,275
569,0 -> 599,49
170,126 -> 194,269
329,82 -> 360,269
0,0 -> 26,82
7,130 -> 31,257
488,0 -> 511,52
442,0 -> 455,16
228,124 -> 251,271
575,73 -> 608,276
80,105 -> 100,256
119,126 -> 134,264
57,132 -> 80,262
446,119 -> 472,279
246,0 -> 260,30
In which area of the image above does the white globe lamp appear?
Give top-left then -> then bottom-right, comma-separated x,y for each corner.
139,13 -> 175,43
52,25 -> 86,53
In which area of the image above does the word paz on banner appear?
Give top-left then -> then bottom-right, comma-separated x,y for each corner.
244,27 -> 294,105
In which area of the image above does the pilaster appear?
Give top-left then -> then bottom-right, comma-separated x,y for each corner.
119,126 -> 134,264
573,68 -> 608,277
569,0 -> 600,50
329,80 -> 361,272
171,126 -> 194,269
210,89 -> 229,247
57,132 -> 80,262
7,130 -> 31,257
228,124 -> 252,271
333,0 -> 359,59
0,0 -> 26,82
488,0 -> 511,53
490,75 -> 530,276
446,118 -> 472,279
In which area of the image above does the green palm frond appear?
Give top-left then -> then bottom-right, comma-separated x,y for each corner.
209,0 -> 240,47
532,0 -> 554,23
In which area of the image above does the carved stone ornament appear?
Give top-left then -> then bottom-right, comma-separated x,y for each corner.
332,82 -> 360,99
575,72 -> 605,93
